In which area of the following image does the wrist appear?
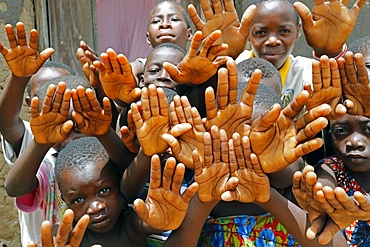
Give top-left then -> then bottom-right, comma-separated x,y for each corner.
313,44 -> 347,60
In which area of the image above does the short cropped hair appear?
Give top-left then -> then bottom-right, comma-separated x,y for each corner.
348,36 -> 370,55
54,137 -> 113,188
150,0 -> 191,29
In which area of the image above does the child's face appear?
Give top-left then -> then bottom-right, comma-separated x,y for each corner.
331,114 -> 370,172
142,47 -> 184,90
147,1 -> 192,50
249,1 -> 300,70
59,158 -> 122,233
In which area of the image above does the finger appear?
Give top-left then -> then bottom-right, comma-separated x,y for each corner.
221,189 -> 240,202
205,86 -> 217,120
228,139 -> 238,174
30,97 -> 40,119
344,51 -> 358,84
188,4 -> 205,31
292,138 -> 325,161
295,103 -> 331,131
68,214 -> 89,247
76,86 -> 91,112
172,163 -> 186,194
60,89 -> 71,117
250,103 -> 281,132
217,68 -> 229,110
60,120 -> 74,140
311,60 -> 323,92
212,0 -> 223,14
233,133 -> 244,170
100,51 -> 113,74
40,221 -> 54,246
226,59 -> 238,105
203,132 -> 213,167
181,96 -> 194,125
353,53 -> 369,85
42,84 -> 57,113
220,129 -> 229,163
199,30 -> 221,58
192,107 -> 206,132
200,0 -> 214,21
101,97 -> 112,117
170,101 -> 180,126
188,31 -> 202,58
106,48 -> 121,74
295,117 -> 329,144
133,199 -> 149,221
240,69 -> 261,107
158,87 -> 169,117
162,133 -> 181,157
173,95 -> 186,123
170,123 -> 192,137
149,154 -> 162,190
293,2 -> 314,32
241,136 -> 252,170
319,55 -> 331,89
141,87 -> 151,121
163,62 -> 181,83
55,209 -> 74,245
181,182 -> 199,203
317,220 -> 340,245
211,126 -> 221,163
71,89 -> 82,113
306,215 -> 327,240
193,149 -> 203,177
4,24 -> 17,49
52,82 -> 67,113
329,58 -> 341,89
282,90 -> 309,119
351,0 -> 367,17
131,103 -> 144,130
149,84 -> 160,117
239,5 -> 256,40
162,157 -> 177,191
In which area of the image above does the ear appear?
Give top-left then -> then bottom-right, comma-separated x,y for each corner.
146,32 -> 151,46
25,96 -> 31,107
295,23 -> 302,40
139,74 -> 145,88
187,28 -> 193,41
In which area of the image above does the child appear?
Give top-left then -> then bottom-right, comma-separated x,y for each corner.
0,22 -> 73,246
53,136 -> 198,246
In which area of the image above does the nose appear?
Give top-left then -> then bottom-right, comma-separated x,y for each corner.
87,200 -> 106,214
345,133 -> 366,152
265,34 -> 281,46
159,18 -> 171,29
156,68 -> 172,82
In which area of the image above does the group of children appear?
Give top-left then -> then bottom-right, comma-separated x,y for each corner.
0,0 -> 370,246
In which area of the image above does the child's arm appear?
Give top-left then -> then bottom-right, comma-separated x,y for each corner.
339,52 -> 370,118
5,82 -> 73,197
204,59 -> 260,138
0,22 -> 54,153
249,90 -> 332,173
27,209 -> 90,247
163,30 -> 228,85
305,55 -> 346,120
93,48 -> 141,107
187,0 -> 256,59
132,155 -> 199,232
293,0 -> 366,58
162,95 -> 206,169
71,86 -> 135,172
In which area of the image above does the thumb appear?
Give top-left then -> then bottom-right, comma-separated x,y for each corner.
170,123 -> 192,137
133,198 -> 148,221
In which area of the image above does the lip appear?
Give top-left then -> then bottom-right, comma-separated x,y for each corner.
91,215 -> 110,228
157,33 -> 175,39
347,154 -> 366,159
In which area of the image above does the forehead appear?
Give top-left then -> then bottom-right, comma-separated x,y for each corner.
147,47 -> 184,66
30,67 -> 71,94
253,1 -> 297,26
331,114 -> 370,127
151,1 -> 183,17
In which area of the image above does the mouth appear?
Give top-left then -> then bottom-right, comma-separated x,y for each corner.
347,154 -> 367,160
90,215 -> 110,228
157,33 -> 175,39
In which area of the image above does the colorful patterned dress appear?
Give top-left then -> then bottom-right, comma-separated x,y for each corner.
317,156 -> 370,247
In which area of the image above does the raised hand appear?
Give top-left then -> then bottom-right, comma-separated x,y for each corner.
162,95 -> 206,169
93,48 -> 141,104
131,84 -> 191,156
76,40 -> 100,88
71,86 -> 112,136
163,30 -> 228,85
339,52 -> 370,117
27,209 -> 89,247
133,155 -> 198,231
204,59 -> 260,138
188,0 -> 256,59
250,90 -> 331,173
292,165 -> 328,240
314,186 -> 370,245
305,55 -> 345,120
30,82 -> 73,145
0,22 -> 54,77
294,0 -> 366,57
193,126 -> 232,203
221,133 -> 270,203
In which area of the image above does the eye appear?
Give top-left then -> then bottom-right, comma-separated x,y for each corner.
253,30 -> 266,37
170,16 -> 182,22
148,68 -> 160,74
280,29 -> 292,34
71,197 -> 85,204
99,188 -> 110,195
363,125 -> 370,134
150,18 -> 161,24
332,126 -> 349,136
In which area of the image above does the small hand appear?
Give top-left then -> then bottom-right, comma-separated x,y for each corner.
76,40 -> 100,88
30,82 -> 73,145
0,22 -> 54,77
133,155 -> 198,231
120,109 -> 140,153
71,86 -> 112,136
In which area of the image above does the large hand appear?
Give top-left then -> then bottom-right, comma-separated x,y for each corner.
162,95 -> 206,169
131,84 -> 191,156
339,52 -> 370,117
294,0 -> 366,57
221,133 -> 270,203
188,0 -> 256,59
30,82 -> 73,145
315,186 -> 370,245
0,22 -> 54,77
133,155 -> 198,231
193,126 -> 231,203
27,209 -> 90,247
71,86 -> 112,136
94,48 -> 141,104
163,30 -> 228,85
250,90 -> 331,173
204,59 -> 260,138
